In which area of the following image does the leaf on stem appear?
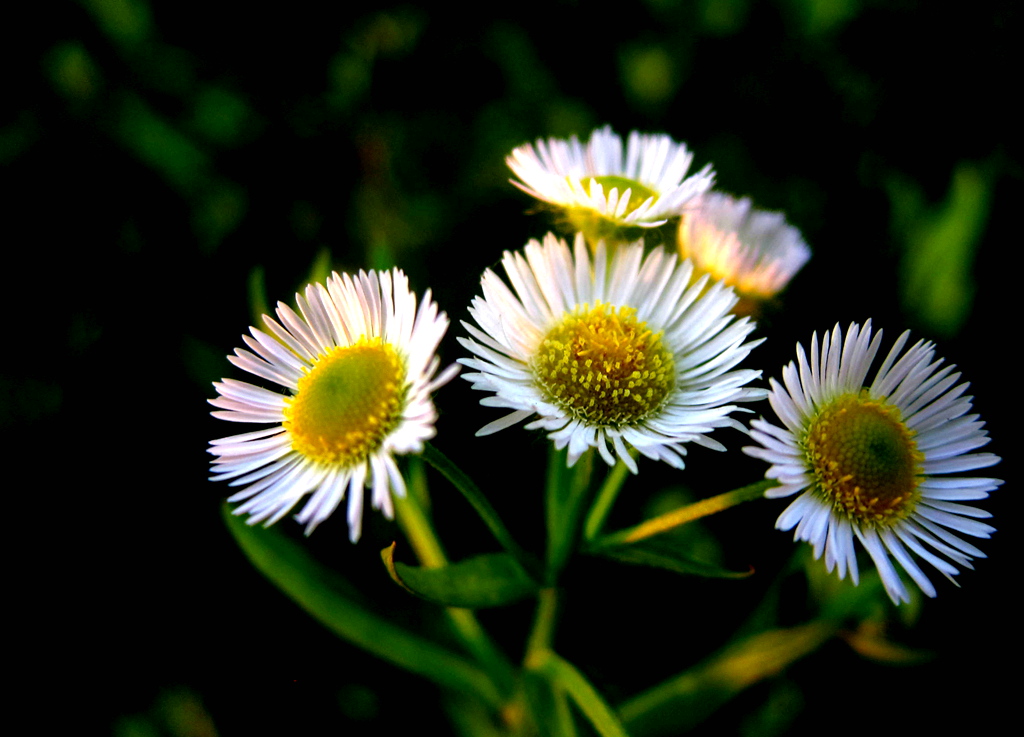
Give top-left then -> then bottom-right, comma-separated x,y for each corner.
383,542 -> 540,608
589,536 -> 754,579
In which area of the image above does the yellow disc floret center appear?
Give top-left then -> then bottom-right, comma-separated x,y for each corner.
803,393 -> 923,526
533,303 -> 674,427
284,338 -> 407,466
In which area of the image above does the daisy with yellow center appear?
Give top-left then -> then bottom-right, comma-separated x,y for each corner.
678,192 -> 810,313
744,321 -> 1000,604
208,269 -> 457,541
459,233 -> 765,472
506,126 -> 714,238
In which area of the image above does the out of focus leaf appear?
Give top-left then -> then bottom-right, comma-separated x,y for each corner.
190,86 -> 255,146
81,0 -> 153,46
118,95 -> 207,194
619,622 -> 835,736
383,543 -> 539,608
47,42 -> 101,100
893,161 -> 992,338
840,620 -> 933,665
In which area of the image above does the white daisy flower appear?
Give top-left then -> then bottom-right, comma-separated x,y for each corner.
458,232 -> 765,473
506,126 -> 714,235
678,192 -> 810,312
744,321 -> 1000,604
208,269 -> 458,541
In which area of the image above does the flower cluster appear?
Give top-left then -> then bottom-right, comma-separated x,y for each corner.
208,125 -> 999,607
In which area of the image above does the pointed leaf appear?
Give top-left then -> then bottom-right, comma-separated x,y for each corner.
383,543 -> 540,608
590,537 -> 753,579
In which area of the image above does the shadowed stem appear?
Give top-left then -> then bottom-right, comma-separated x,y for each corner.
395,480 -> 516,698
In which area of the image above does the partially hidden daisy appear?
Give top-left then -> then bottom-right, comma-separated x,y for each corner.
744,321 -> 1000,604
459,232 -> 766,472
208,269 -> 458,541
678,192 -> 810,314
506,126 -> 714,238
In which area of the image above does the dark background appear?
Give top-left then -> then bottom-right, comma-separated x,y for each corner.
7,1 -> 1019,734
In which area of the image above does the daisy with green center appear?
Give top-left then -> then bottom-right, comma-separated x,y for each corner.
678,192 -> 810,315
459,232 -> 765,472
744,321 -> 1000,604
506,126 -> 714,239
208,269 -> 457,541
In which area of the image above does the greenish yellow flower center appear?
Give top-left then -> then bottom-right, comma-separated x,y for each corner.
803,393 -> 923,526
284,338 -> 407,465
533,303 -> 674,427
587,175 -> 657,215
562,176 -> 661,246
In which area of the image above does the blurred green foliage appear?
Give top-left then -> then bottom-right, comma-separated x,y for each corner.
891,162 -> 993,338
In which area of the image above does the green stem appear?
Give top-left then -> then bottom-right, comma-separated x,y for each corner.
582,459 -> 632,541
395,480 -> 516,698
422,442 -> 541,580
545,448 -> 594,581
529,649 -> 630,737
525,588 -> 560,663
594,479 -> 776,549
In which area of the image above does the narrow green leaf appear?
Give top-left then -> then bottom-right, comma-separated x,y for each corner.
383,543 -> 540,609
422,443 -> 542,580
589,537 -> 753,579
223,506 -> 501,707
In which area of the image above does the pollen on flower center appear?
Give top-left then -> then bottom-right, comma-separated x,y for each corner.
532,302 -> 674,427
284,337 -> 407,465
803,393 -> 923,525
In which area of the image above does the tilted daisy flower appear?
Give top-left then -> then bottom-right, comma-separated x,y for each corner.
459,232 -> 765,472
506,126 -> 714,239
208,269 -> 457,541
744,321 -> 1000,604
678,192 -> 810,314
